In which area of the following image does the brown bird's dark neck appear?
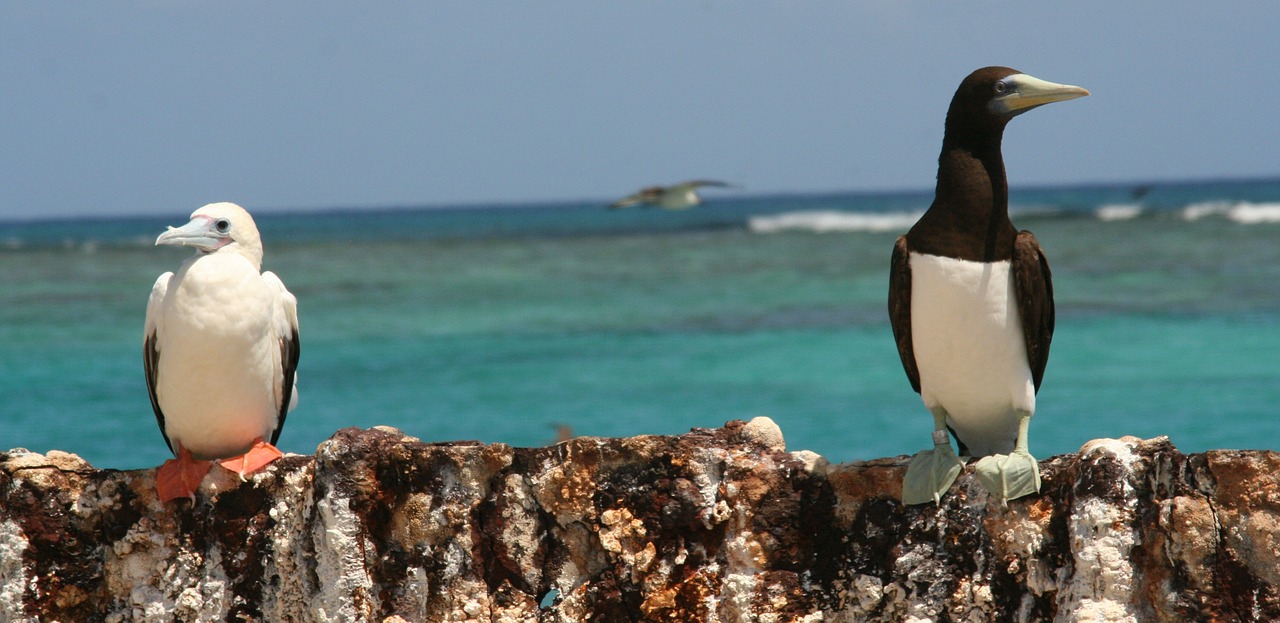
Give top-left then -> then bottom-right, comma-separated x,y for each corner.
907,139 -> 1018,262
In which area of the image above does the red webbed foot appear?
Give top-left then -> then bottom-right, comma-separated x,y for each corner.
156,444 -> 213,503
217,438 -> 284,480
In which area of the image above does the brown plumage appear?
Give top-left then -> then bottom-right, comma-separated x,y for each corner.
890,66 -> 1077,399
889,66 -> 1086,504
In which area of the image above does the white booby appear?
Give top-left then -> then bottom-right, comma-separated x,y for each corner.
889,67 -> 1088,505
609,180 -> 736,210
143,202 -> 299,502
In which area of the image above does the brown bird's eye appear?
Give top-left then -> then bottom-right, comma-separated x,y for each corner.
994,81 -> 1009,95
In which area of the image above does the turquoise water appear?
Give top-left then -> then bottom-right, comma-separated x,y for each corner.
3,178 -> 1279,469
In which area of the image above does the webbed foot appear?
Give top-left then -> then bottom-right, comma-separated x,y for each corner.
156,444 -> 212,503
217,438 -> 283,480
902,441 -> 964,505
974,449 -> 1041,505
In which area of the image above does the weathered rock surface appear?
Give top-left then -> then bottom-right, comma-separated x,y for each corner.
2,420 -> 1279,622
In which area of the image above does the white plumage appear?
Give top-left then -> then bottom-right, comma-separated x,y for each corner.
144,202 -> 298,500
908,252 -> 1035,457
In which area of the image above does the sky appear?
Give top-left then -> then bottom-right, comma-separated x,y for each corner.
2,3 -> 1278,221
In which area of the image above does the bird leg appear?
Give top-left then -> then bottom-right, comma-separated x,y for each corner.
902,407 -> 964,505
974,412 -> 1041,506
217,437 -> 283,480
156,443 -> 213,503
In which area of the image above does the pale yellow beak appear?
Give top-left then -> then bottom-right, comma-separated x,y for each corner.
990,73 -> 1090,116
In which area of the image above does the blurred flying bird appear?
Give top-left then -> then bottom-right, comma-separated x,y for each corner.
609,180 -> 737,210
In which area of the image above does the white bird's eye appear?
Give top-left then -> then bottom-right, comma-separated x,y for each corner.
215,219 -> 230,234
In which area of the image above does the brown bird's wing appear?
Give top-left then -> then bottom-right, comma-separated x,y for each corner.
888,236 -> 920,393
1012,230 -> 1055,391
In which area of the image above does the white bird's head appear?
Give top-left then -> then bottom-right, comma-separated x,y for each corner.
156,202 -> 264,268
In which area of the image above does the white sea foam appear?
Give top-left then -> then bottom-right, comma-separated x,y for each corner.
1182,201 -> 1233,221
1227,202 -> 1280,224
1095,204 -> 1143,221
748,210 -> 921,234
747,200 -> 1280,234
1182,200 -> 1280,224
1009,204 -> 1063,218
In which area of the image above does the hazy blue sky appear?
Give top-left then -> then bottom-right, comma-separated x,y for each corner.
3,3 -> 1277,220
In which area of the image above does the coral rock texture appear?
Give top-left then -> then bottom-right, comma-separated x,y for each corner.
2,421 -> 1279,622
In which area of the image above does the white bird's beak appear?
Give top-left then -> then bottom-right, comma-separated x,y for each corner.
155,216 -> 227,251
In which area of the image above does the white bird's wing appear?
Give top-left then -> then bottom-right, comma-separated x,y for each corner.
144,272 -> 174,454
262,271 -> 300,444
609,185 -> 664,209
609,193 -> 645,209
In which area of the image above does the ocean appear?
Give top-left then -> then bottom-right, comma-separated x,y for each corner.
3,178 -> 1279,471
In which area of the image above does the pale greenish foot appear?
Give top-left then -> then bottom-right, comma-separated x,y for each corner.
974,449 -> 1041,505
902,429 -> 964,505
975,414 -> 1040,505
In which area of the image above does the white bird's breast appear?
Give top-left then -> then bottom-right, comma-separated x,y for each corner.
658,189 -> 699,210
155,254 -> 281,459
908,252 -> 1035,456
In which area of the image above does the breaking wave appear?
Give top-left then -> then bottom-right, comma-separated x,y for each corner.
748,200 -> 1280,235
1182,201 -> 1280,223
1222,202 -> 1280,224
1096,204 -> 1143,221
747,210 -> 922,234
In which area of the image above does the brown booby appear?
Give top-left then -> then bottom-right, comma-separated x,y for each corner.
609,180 -> 736,210
889,67 -> 1087,505
144,202 -> 300,502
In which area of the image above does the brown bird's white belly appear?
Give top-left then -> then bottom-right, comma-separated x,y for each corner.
908,252 -> 1035,456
